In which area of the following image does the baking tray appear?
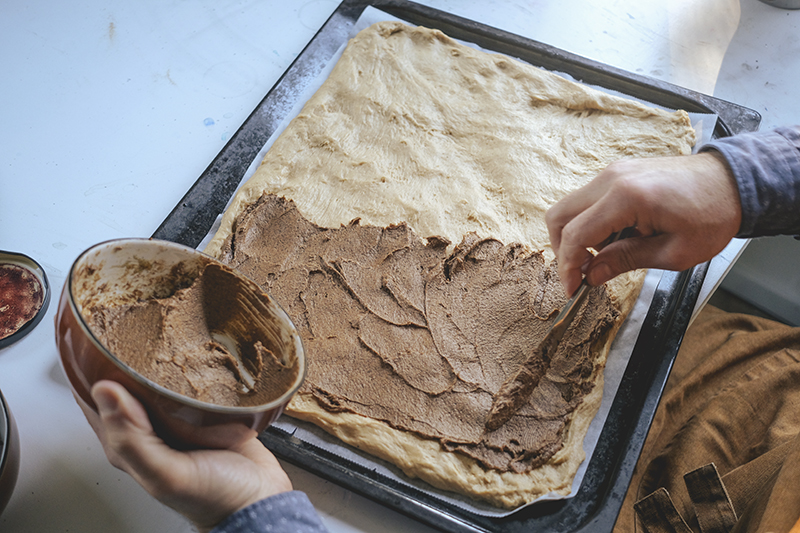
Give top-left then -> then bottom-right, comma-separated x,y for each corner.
151,1 -> 761,531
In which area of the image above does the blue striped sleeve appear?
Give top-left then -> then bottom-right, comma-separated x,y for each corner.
211,491 -> 329,533
699,126 -> 800,237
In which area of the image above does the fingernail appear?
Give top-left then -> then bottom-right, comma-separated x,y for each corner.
92,387 -> 119,415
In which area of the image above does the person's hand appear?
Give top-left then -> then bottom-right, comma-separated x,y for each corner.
77,380 -> 293,533
546,152 -> 742,295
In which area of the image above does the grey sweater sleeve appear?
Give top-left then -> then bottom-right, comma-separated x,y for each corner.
211,491 -> 329,533
699,126 -> 800,237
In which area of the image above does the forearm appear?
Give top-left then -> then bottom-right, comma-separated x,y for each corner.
700,125 -> 800,237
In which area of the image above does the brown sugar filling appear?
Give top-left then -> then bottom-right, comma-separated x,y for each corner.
84,262 -> 299,407
218,194 -> 618,473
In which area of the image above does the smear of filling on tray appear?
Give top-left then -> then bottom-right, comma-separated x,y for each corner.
218,194 -> 618,473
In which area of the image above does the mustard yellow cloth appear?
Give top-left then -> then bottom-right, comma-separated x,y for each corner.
614,305 -> 800,533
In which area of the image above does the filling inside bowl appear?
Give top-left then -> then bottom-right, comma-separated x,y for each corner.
81,260 -> 300,407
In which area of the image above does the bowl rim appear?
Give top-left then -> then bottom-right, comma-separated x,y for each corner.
0,389 -> 10,477
66,237 -> 307,415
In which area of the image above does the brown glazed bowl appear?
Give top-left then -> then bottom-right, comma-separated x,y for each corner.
56,238 -> 306,449
0,389 -> 20,517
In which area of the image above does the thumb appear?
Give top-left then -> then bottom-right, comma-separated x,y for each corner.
92,381 -> 153,435
91,381 -> 178,486
584,235 -> 671,287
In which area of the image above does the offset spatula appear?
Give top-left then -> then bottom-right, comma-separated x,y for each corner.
484,229 -> 631,432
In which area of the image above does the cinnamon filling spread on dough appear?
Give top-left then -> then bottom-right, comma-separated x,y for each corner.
218,194 -> 619,473
84,262 -> 299,407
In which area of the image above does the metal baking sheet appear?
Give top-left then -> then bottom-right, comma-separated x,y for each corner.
152,1 -> 761,531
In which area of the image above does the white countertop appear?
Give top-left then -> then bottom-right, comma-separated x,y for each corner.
2,1 -> 799,531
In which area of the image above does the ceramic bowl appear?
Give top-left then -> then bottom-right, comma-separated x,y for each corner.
56,238 -> 305,449
0,389 -> 20,517
0,250 -> 50,349
758,0 -> 800,9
